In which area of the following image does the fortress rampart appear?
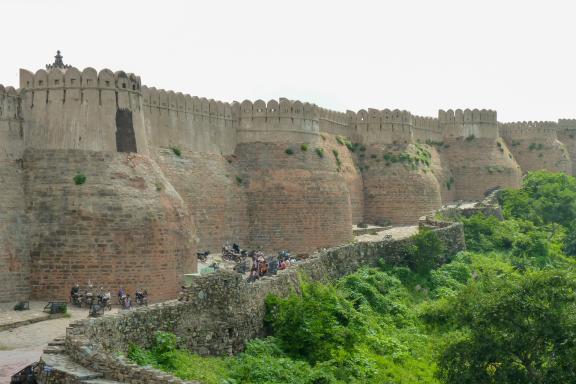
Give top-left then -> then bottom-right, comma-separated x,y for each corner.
0,53 -> 574,303
500,121 -> 571,174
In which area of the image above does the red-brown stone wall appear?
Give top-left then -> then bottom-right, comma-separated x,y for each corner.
153,148 -> 249,252
444,138 -> 522,200
0,161 -> 30,302
24,150 -> 195,301
235,140 -> 353,253
505,138 -> 572,175
428,145 -> 456,204
361,144 -> 443,225
558,131 -> 576,176
324,135 -> 364,224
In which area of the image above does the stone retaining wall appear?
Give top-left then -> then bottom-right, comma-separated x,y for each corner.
62,220 -> 464,383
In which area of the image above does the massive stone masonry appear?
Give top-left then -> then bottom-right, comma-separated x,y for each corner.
0,56 -> 575,302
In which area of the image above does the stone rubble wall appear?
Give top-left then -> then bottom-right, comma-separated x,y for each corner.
63,220 -> 465,384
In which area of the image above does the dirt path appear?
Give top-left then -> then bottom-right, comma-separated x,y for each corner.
0,303 -> 119,384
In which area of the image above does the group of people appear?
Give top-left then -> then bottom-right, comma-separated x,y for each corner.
246,250 -> 298,282
70,283 -> 147,311
117,287 -> 148,309
70,283 -> 111,309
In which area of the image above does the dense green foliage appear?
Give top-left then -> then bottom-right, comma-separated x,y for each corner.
129,171 -> 576,383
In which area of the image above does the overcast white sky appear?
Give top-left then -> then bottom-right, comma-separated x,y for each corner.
1,0 -> 574,122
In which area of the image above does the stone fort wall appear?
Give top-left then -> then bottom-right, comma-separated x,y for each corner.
0,58 -> 574,302
500,121 -> 572,175
558,119 -> 576,176
0,85 -> 30,302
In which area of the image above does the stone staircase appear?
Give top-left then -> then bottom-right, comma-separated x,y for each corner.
41,337 -> 122,384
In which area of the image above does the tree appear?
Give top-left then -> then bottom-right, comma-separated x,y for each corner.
436,270 -> 576,384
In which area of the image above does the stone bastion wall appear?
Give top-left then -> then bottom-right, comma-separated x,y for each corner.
500,121 -> 572,175
61,219 -> 465,384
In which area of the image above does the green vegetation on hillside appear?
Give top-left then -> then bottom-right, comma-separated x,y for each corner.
129,171 -> 576,383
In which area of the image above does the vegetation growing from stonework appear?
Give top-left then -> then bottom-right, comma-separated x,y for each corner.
529,142 -> 545,151
129,170 -> 576,384
170,146 -> 182,157
382,145 -> 432,170
73,173 -> 87,185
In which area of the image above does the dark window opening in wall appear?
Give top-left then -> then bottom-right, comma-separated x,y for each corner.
122,83 -> 126,89
115,108 -> 137,153
132,84 -> 136,90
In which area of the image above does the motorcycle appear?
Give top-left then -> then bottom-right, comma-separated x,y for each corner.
83,291 -> 95,309
135,289 -> 148,306
97,292 -> 112,311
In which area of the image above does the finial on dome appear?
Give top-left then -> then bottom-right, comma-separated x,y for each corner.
46,50 -> 71,70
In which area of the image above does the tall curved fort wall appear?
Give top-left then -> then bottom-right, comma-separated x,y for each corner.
0,55 -> 575,301
500,121 -> 572,175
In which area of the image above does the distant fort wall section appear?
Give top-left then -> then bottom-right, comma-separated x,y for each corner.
439,109 -> 498,140
500,121 -> 571,174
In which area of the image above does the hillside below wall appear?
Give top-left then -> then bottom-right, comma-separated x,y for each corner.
153,148 -> 248,252
24,150 -> 195,301
443,138 -> 522,200
64,220 -> 465,384
234,140 -> 354,253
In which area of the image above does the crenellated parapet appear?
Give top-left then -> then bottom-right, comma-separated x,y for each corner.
346,108 -> 414,145
234,98 -> 321,144
141,85 -> 236,154
412,115 -> 441,143
19,67 -> 142,108
0,84 -> 21,121
439,109 -> 498,139
318,107 -> 353,139
18,66 -> 148,154
499,121 -> 559,142
558,119 -> 576,130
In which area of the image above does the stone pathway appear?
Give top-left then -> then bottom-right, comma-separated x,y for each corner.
0,302 -> 120,384
356,225 -> 418,243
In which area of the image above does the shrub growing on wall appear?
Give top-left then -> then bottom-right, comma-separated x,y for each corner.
73,173 -> 87,185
